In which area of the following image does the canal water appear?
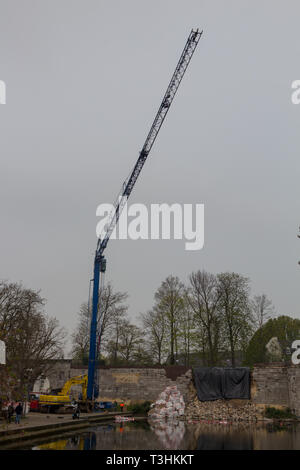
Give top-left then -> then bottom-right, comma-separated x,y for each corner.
26,419 -> 300,450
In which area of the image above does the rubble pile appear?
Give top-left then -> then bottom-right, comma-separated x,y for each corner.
185,385 -> 260,422
148,385 -> 185,420
148,373 -> 261,423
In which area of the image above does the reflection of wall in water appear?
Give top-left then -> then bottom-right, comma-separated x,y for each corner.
252,423 -> 300,450
193,423 -> 254,450
33,421 -> 300,451
191,422 -> 300,451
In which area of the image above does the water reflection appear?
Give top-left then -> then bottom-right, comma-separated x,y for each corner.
149,419 -> 185,449
36,433 -> 97,451
32,420 -> 300,451
193,423 -> 254,450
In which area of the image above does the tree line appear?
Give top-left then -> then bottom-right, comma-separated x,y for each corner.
71,270 -> 278,368
1,271 -> 299,401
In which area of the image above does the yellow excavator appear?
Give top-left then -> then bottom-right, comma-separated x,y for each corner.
30,375 -> 89,413
58,374 -> 88,400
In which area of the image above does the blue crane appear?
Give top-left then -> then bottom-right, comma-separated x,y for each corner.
86,29 -> 203,401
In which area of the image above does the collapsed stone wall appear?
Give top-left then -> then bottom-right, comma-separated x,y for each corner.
43,361 -> 300,416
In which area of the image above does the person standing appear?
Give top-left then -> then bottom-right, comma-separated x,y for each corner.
72,401 -> 80,420
15,403 -> 23,424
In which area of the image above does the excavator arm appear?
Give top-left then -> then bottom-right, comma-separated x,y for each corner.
58,375 -> 88,400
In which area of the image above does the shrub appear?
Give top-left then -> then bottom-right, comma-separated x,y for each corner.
127,401 -> 151,415
264,406 -> 296,420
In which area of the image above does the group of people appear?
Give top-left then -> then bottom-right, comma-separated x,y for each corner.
1,402 -> 23,424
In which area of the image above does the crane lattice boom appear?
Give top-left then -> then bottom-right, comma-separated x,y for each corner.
97,29 -> 202,256
87,29 -> 203,401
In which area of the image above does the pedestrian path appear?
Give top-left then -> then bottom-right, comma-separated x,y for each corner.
0,410 -> 131,440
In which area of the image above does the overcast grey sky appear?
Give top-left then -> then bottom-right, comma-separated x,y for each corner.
0,1 -> 299,355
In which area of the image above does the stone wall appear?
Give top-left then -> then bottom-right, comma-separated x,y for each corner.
251,363 -> 300,416
287,367 -> 300,416
251,364 -> 290,407
43,361 -> 300,415
44,362 -> 191,403
95,368 -> 191,403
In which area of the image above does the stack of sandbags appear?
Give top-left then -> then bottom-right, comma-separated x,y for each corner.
148,385 -> 185,419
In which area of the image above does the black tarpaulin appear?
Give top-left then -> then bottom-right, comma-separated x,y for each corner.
193,367 -> 250,401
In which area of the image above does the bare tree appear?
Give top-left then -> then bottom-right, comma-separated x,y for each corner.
177,297 -> 196,366
70,302 -> 90,362
187,270 -> 222,366
0,281 -> 31,337
216,272 -> 252,367
97,283 -> 128,356
0,281 -> 66,400
251,294 -> 275,330
71,282 -> 128,363
141,307 -> 168,365
154,276 -> 185,365
118,321 -> 144,363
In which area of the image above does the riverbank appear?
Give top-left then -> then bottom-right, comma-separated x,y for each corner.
0,411 -> 132,449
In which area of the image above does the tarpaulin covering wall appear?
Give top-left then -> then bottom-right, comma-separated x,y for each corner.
193,367 -> 250,401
